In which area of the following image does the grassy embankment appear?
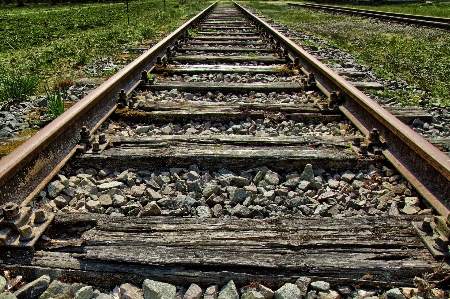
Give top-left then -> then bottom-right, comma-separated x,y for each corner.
0,0 -> 210,156
0,0 -> 211,102
244,1 -> 450,107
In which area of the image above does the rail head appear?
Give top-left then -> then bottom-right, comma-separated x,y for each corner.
0,1 -> 217,205
235,1 -> 450,216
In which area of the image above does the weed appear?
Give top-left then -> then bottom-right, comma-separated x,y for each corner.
54,78 -> 74,91
45,87 -> 65,119
0,68 -> 40,102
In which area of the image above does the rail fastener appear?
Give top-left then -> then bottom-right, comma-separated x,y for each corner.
0,203 -> 54,248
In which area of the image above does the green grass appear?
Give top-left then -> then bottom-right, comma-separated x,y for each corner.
345,2 -> 450,18
0,67 -> 40,102
244,1 -> 450,106
45,87 -> 66,119
283,0 -> 450,17
0,0 -> 211,101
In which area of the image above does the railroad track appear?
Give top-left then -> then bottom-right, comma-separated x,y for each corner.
1,1 -> 450,293
288,2 -> 450,30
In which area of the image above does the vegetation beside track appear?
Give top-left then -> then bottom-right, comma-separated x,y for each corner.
283,1 -> 450,18
341,2 -> 450,18
0,0 -> 211,102
244,1 -> 450,107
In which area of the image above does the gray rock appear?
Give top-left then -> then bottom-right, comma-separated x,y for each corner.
14,274 -> 50,299
297,180 -> 311,191
203,183 -> 220,198
385,288 -> 406,299
0,275 -> 6,293
341,171 -> 355,182
86,200 -> 102,212
117,170 -> 130,183
39,280 -> 72,299
257,285 -> 274,299
242,291 -> 265,299
183,283 -> 202,299
48,181 -> 66,198
141,202 -> 162,216
96,294 -> 113,299
110,212 -> 125,217
218,281 -> 239,299
99,194 -> 113,207
158,197 -> 182,209
98,181 -> 124,191
317,290 -> 340,299
229,188 -> 251,203
306,290 -> 317,299
335,286 -> 351,297
142,279 -> 176,299
231,176 -> 250,187
204,285 -> 219,299
0,293 -> 17,299
53,196 -> 69,209
328,180 -> 340,189
231,204 -> 252,218
196,206 -> 213,218
131,185 -> 146,197
113,194 -> 128,207
264,171 -> 279,185
136,126 -> 151,134
274,283 -> 301,299
295,276 -> 311,296
120,283 -> 144,299
74,286 -> 93,299
300,164 -> 314,182
147,188 -> 163,200
310,281 -> 330,292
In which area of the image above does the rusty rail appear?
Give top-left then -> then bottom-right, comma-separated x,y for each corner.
288,3 -> 450,30
0,2 -> 216,207
236,2 -> 450,216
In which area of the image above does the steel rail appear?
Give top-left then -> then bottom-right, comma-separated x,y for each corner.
288,3 -> 450,29
235,2 -> 450,216
0,2 -> 217,206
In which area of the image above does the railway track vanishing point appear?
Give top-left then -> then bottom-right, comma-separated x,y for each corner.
0,1 -> 450,289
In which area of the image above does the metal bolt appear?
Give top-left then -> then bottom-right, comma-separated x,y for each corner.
33,209 -> 47,224
421,217 -> 433,233
307,73 -> 316,85
353,136 -> 363,146
2,202 -> 20,220
156,56 -> 162,65
19,225 -> 34,242
99,134 -> 107,144
117,89 -> 127,108
92,141 -> 100,153
79,126 -> 91,145
328,91 -> 339,109
360,144 -> 368,154
369,128 -> 380,141
294,57 -> 300,66
373,147 -> 383,155
434,236 -> 449,251
141,71 -> 149,84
